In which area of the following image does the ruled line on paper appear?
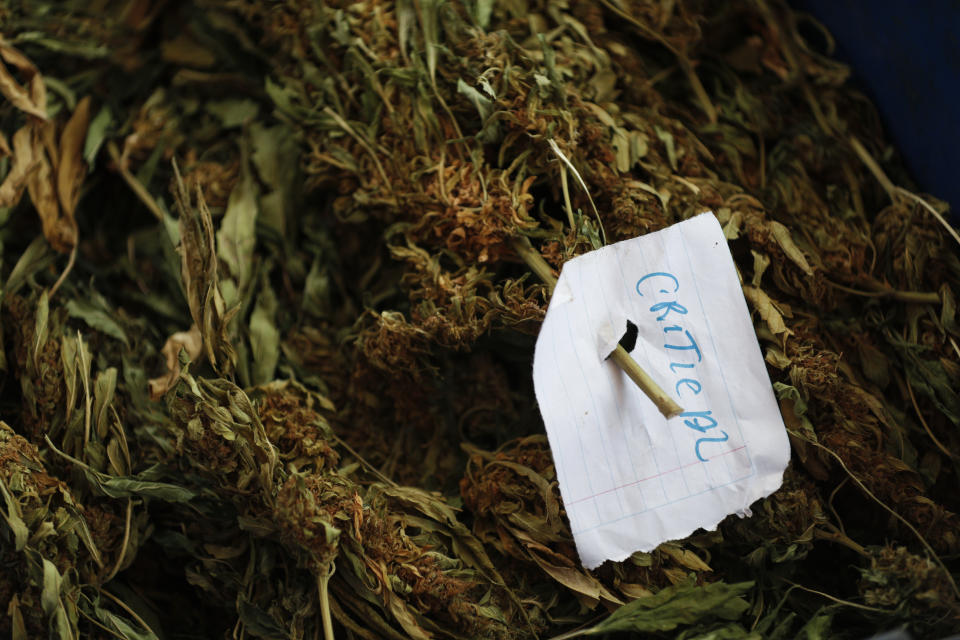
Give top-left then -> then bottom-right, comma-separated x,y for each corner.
566,445 -> 747,506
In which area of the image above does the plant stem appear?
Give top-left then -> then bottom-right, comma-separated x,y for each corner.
511,236 -> 558,292
826,278 -> 940,304
318,566 -> 335,640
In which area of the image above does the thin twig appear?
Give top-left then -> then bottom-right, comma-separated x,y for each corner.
897,187 -> 960,251
48,244 -> 77,299
323,107 -> 395,202
107,141 -> 165,222
76,606 -> 127,640
849,136 -> 897,202
776,577 -> 890,612
790,430 -> 960,600
813,526 -> 866,557
825,279 -> 940,304
826,477 -> 849,535
331,433 -> 397,487
597,0 -> 716,123
547,139 -> 606,245
848,136 -> 960,251
104,498 -> 133,582
906,376 -> 956,460
510,236 -> 558,292
546,613 -> 608,640
100,588 -> 159,638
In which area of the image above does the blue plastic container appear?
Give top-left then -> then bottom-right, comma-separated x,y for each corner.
794,1 -> 959,218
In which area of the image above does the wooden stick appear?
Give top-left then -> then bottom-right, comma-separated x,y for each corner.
511,237 -> 684,419
609,344 -> 684,418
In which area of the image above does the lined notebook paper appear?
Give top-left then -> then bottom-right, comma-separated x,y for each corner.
532,212 -> 790,569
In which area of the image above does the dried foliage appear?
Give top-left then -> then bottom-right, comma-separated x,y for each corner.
0,0 -> 957,638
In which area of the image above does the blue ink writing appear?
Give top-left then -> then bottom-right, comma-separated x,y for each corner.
664,330 -> 702,361
676,379 -> 701,396
636,271 -> 725,461
650,300 -> 688,321
636,272 -> 679,295
695,431 -> 729,462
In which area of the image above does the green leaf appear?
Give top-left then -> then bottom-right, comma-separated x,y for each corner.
5,236 -> 55,299
47,433 -> 196,501
302,256 -> 331,317
890,334 -> 960,424
206,99 -> 259,129
769,220 -> 814,276
941,284 -> 958,337
473,0 -> 494,28
655,125 -> 678,171
12,31 -> 108,58
40,557 -> 63,616
66,297 -> 129,345
559,578 -> 753,637
249,122 -> 298,239
857,339 -> 891,389
0,476 -> 28,551
264,76 -> 300,117
216,148 -> 259,292
456,78 -> 500,143
249,281 -> 279,386
88,590 -> 160,640
97,610 -> 159,640
677,623 -> 763,639
32,289 -> 50,368
795,607 -> 832,640
61,334 -> 79,422
93,367 -> 118,439
83,105 -> 112,166
236,599 -> 290,639
89,475 -> 197,502
416,0 -> 443,86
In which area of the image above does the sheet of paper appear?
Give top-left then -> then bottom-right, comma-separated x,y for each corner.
533,212 -> 790,569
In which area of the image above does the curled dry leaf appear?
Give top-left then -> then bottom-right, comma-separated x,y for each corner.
769,220 -> 814,276
0,126 -> 38,207
25,135 -> 66,250
56,96 -> 92,220
149,324 -> 203,399
742,285 -> 791,336
1,97 -> 91,254
0,37 -> 47,120
158,166 -> 238,383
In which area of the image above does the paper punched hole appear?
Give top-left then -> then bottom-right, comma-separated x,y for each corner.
618,319 -> 638,353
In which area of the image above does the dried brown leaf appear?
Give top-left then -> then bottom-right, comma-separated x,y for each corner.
26,133 -> 77,253
171,166 -> 237,375
0,126 -> 38,207
148,324 -> 203,399
743,285 -> 791,336
56,96 -> 92,219
0,37 -> 47,120
514,530 -> 622,608
769,220 -> 814,276
659,544 -> 713,572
